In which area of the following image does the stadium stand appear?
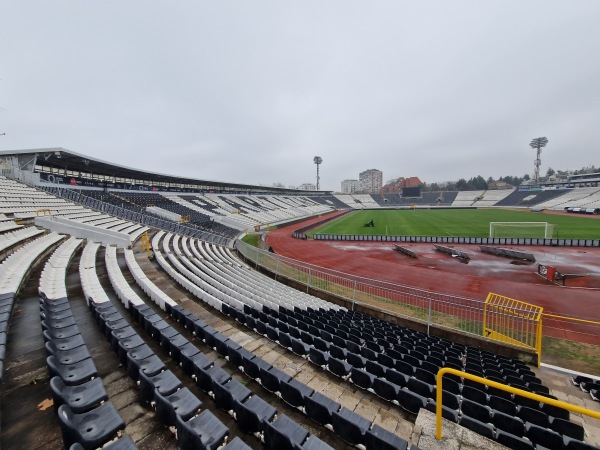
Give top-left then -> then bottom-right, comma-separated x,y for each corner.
451,190 -> 487,207
493,189 -> 571,208
1,153 -> 599,448
470,190 -> 514,207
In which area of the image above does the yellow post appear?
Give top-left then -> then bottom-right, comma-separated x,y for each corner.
140,232 -> 151,257
483,292 -> 543,366
435,367 -> 600,440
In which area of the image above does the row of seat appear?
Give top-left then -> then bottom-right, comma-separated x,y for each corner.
160,231 -> 583,447
573,375 -> 600,404
165,232 -> 341,313
0,232 -> 65,381
111,238 -> 415,450
41,294 -> 129,450
142,230 -> 594,449
161,301 -> 417,450
101,247 -> 342,450
244,302 -> 593,447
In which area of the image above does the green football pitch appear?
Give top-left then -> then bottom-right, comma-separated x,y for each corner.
308,209 -> 600,239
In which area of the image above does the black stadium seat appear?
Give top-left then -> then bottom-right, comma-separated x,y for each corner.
57,402 -> 125,450
155,387 -> 203,426
332,407 -> 371,446
175,409 -> 229,450
365,423 -> 409,450
234,395 -> 277,434
305,391 -> 341,427
264,414 -> 309,450
50,376 -> 108,414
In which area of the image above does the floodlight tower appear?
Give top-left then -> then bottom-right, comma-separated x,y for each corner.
313,156 -> 323,190
529,137 -> 548,186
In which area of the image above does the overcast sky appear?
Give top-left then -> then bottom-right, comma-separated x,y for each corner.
2,1 -> 599,191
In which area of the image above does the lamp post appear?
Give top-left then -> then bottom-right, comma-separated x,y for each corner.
313,156 -> 323,190
529,137 -> 548,186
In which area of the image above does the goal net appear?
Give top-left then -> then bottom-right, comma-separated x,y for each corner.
489,222 -> 555,239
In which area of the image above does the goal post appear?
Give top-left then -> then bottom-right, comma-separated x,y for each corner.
489,222 -> 555,239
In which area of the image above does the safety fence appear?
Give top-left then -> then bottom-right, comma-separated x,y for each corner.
37,185 -> 235,247
310,234 -> 600,247
435,368 -> 600,440
235,240 -> 543,361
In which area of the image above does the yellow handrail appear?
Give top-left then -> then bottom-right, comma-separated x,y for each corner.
543,313 -> 600,326
435,367 -> 600,440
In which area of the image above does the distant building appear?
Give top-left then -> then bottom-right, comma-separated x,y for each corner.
298,183 -> 316,191
359,169 -> 383,194
381,176 -> 422,194
341,179 -> 360,194
488,180 -> 513,190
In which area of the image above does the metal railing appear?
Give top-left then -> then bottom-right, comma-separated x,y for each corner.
235,240 -> 541,348
38,185 -> 236,247
435,368 -> 600,440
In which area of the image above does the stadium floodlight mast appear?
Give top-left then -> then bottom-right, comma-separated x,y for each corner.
313,156 -> 323,190
529,137 -> 548,186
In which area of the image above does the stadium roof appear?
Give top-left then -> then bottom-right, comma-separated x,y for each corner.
0,148 -> 324,194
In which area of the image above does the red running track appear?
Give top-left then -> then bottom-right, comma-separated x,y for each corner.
267,213 -> 600,345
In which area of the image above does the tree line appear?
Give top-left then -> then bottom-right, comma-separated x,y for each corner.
421,164 -> 598,192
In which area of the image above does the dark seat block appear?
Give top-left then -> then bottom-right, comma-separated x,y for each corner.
126,350 -> 164,381
373,378 -> 400,402
176,409 -> 229,450
308,348 -> 329,367
43,325 -> 81,342
459,415 -> 494,440
386,368 -> 409,388
47,356 -> 98,386
407,377 -> 434,398
488,394 -> 517,416
213,379 -> 251,413
365,423 -> 409,450
158,327 -> 180,348
517,405 -> 549,428
42,316 -> 77,331
280,378 -> 314,409
328,357 -> 352,378
155,387 -> 203,426
398,388 -> 426,414
347,352 -> 366,369
291,338 -> 310,357
139,369 -> 183,404
550,417 -> 584,441
525,423 -> 564,448
228,346 -> 254,369
57,402 -> 125,450
166,333 -> 190,359
50,376 -> 108,413
196,365 -> 231,394
45,336 -> 86,355
366,360 -> 387,378
221,437 -> 252,450
242,355 -> 271,380
264,414 -> 309,450
351,367 -> 375,390
176,343 -> 201,371
260,366 -> 292,393
234,395 -> 277,434
109,326 -> 136,350
305,391 -> 340,426
117,335 -> 146,363
491,409 -> 525,436
183,351 -> 213,379
298,435 -> 335,450
332,406 -> 371,446
495,429 -> 534,450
